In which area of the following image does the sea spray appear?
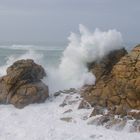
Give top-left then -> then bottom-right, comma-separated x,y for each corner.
56,24 -> 123,91
0,25 -> 123,93
0,49 -> 43,76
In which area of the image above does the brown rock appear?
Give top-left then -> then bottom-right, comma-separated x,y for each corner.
0,59 -> 49,108
10,82 -> 49,108
109,96 -> 121,105
87,48 -> 127,81
127,111 -> 140,119
88,115 -> 111,126
126,98 -> 137,108
89,106 -> 106,116
80,45 -> 140,117
115,105 -> 123,115
101,86 -> 111,99
78,99 -> 91,109
127,92 -> 138,100
60,117 -> 73,122
98,99 -> 107,107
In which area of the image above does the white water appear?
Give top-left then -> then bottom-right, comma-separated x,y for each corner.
58,25 -> 123,88
0,93 -> 139,140
0,25 -> 123,93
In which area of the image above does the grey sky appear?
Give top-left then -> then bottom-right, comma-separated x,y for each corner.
0,0 -> 140,44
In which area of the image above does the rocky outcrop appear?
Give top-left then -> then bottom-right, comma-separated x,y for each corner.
87,48 -> 127,82
0,59 -> 49,108
80,45 -> 140,119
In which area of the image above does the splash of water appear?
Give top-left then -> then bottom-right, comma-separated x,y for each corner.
0,49 -> 43,76
0,25 -> 123,93
55,24 -> 123,90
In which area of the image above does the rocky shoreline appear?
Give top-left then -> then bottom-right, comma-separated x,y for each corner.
80,45 -> 140,114
0,45 -> 139,132
78,45 -> 140,132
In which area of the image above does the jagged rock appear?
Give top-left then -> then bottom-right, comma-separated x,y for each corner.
87,48 -> 127,81
63,109 -> 73,114
0,59 -> 49,108
129,120 -> 140,132
87,115 -> 111,126
80,45 -> 140,117
88,114 -> 139,132
54,88 -> 77,97
78,99 -> 91,109
105,118 -> 127,130
54,91 -> 61,97
127,110 -> 140,119
89,106 -> 107,117
60,117 -> 73,122
60,94 -> 80,107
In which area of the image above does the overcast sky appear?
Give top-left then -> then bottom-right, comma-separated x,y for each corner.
0,0 -> 140,44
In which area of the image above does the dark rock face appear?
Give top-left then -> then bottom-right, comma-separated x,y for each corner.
87,48 -> 127,82
0,59 -> 49,108
80,45 -> 140,119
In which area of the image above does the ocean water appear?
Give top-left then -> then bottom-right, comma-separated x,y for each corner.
0,44 -> 64,68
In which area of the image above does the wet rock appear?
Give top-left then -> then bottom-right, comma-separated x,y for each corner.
60,94 -> 80,107
54,91 -> 61,97
105,118 -> 127,130
63,109 -> 73,114
87,115 -> 111,126
89,106 -> 107,117
129,120 -> 140,132
109,96 -> 121,105
54,88 -> 77,97
80,45 -> 140,132
127,110 -> 140,119
78,99 -> 91,109
87,48 -> 127,81
0,59 -> 49,108
80,45 -> 140,117
60,117 -> 73,122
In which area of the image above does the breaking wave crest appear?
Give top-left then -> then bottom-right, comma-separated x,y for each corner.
58,25 -> 123,88
0,25 -> 123,93
48,25 -> 123,92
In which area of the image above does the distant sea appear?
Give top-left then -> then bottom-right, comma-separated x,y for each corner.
0,44 -> 65,69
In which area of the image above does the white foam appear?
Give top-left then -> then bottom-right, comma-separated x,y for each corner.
0,94 -> 139,140
53,24 -> 123,91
